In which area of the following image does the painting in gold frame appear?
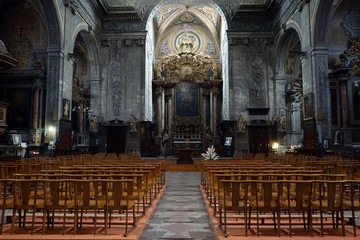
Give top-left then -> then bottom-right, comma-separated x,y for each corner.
302,92 -> 314,121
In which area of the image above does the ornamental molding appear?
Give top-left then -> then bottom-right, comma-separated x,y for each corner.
342,9 -> 360,39
103,21 -> 143,32
125,38 -> 145,46
229,37 -> 248,46
296,0 -> 310,12
64,0 -> 78,15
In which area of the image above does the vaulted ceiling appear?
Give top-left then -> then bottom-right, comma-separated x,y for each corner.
103,0 -> 269,8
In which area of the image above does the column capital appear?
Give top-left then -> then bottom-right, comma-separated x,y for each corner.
156,87 -> 163,97
202,88 -> 211,97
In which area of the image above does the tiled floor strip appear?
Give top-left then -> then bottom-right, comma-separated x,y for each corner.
139,172 -> 217,240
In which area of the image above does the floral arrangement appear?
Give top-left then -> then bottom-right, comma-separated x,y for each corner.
202,145 -> 219,160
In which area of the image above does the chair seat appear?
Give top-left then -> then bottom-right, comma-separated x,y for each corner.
15,199 -> 45,208
1,199 -> 14,208
249,200 -> 277,208
279,200 -> 308,208
343,201 -> 360,209
107,200 -> 135,209
221,200 -> 246,208
311,201 -> 341,208
46,200 -> 75,209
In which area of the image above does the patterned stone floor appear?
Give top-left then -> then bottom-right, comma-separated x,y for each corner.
138,172 -> 217,240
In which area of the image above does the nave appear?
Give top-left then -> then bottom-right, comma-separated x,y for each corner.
1,154 -> 360,239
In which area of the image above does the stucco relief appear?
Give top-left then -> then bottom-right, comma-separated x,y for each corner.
205,37 -> 216,55
249,38 -> 266,107
110,41 -> 122,117
342,9 -> 360,39
160,37 -> 171,55
103,22 -> 142,31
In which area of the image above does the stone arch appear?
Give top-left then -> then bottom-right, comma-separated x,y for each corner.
71,30 -> 100,79
313,0 -> 333,46
144,0 -> 229,120
275,28 -> 302,78
40,0 -> 61,46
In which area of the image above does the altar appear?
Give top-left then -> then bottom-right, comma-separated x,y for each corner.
173,140 -> 202,164
150,36 -> 222,158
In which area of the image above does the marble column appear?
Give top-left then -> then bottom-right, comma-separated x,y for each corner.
200,82 -> 211,134
340,78 -> 349,128
78,100 -> 84,133
32,80 -> 41,130
164,82 -> 175,135
153,80 -> 164,136
211,80 -> 222,137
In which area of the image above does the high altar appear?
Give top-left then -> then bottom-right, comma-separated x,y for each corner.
152,37 -> 222,162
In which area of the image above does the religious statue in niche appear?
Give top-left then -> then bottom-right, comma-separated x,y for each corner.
129,115 -> 137,133
278,111 -> 286,130
90,115 -> 98,134
237,113 -> 246,132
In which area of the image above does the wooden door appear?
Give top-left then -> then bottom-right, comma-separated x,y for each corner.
106,126 -> 126,154
248,126 -> 270,155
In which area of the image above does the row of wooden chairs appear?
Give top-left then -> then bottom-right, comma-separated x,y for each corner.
0,156 -> 166,236
201,159 -> 359,237
1,178 -> 138,236
218,179 -> 360,237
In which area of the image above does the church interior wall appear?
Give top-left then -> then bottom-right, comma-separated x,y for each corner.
0,0 -> 359,157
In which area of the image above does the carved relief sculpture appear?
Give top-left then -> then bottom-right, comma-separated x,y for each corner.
111,41 -> 122,117
237,113 -> 246,131
130,114 -> 137,132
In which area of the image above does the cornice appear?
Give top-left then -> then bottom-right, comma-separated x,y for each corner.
103,13 -> 142,21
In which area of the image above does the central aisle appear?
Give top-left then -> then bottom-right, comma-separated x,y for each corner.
139,172 -> 217,240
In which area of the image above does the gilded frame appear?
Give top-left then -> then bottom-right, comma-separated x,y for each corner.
302,92 -> 314,121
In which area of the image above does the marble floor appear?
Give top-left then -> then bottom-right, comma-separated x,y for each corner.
139,172 -> 217,240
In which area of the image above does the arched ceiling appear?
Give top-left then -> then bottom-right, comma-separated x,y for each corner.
99,0 -> 273,20
152,3 -> 222,59
103,0 -> 268,8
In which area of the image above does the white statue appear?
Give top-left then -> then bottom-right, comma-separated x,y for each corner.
237,113 -> 246,131
278,114 -> 286,130
90,116 -> 98,133
130,115 -> 137,132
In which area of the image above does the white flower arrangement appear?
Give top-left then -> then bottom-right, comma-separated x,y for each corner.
201,145 -> 219,160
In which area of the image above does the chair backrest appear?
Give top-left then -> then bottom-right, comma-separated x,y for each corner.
314,180 -> 344,208
106,179 -> 133,208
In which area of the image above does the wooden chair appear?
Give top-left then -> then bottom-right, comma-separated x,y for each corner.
73,179 -> 106,235
248,180 -> 281,237
42,179 -> 75,235
0,180 -> 13,234
310,180 -> 345,236
280,180 -> 313,236
219,180 -> 249,237
11,179 -> 44,235
105,179 -> 136,236
342,180 -> 360,236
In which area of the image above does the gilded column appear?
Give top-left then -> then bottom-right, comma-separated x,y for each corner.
32,80 -> 41,129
